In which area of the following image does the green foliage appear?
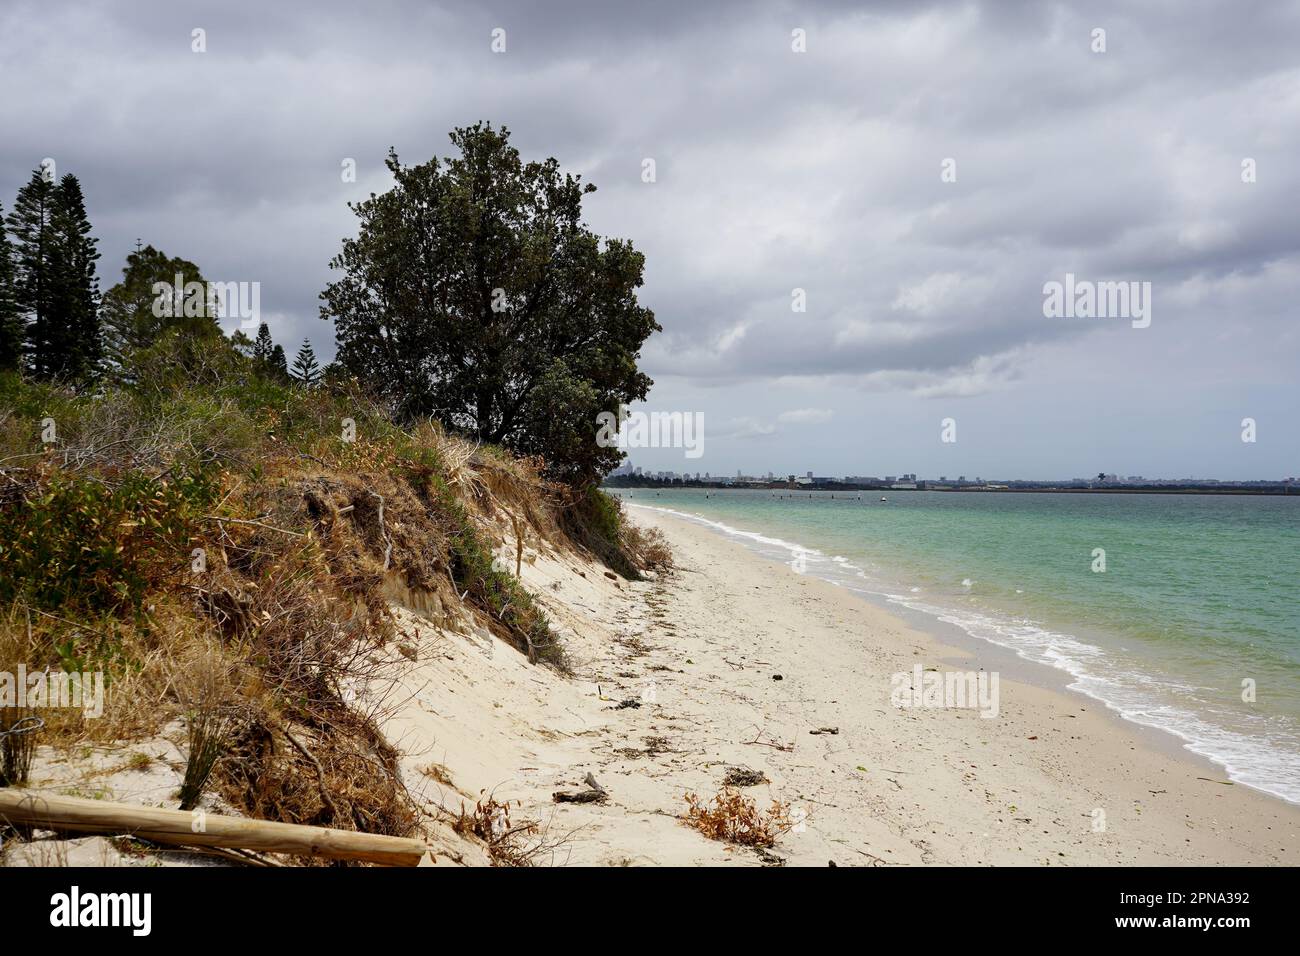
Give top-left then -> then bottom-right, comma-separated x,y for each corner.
0,369 -> 81,430
269,344 -> 289,381
0,201 -> 22,372
5,170 -> 101,383
178,703 -> 232,811
5,170 -> 55,377
559,487 -> 640,580
431,476 -> 564,667
246,323 -> 291,384
47,175 -> 102,381
290,338 -> 320,386
321,123 -> 659,489
0,467 -> 217,624
100,243 -> 218,382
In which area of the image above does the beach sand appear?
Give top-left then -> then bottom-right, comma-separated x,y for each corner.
387,508 -> 1299,866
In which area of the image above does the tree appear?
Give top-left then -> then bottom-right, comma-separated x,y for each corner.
321,123 -> 660,487
247,322 -> 290,382
252,322 -> 274,366
100,244 -> 217,381
5,170 -> 102,383
47,174 -> 102,382
269,343 -> 289,382
5,170 -> 56,376
0,202 -> 21,372
291,338 -> 320,385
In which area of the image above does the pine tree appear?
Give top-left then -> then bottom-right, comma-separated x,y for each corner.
5,169 -> 56,376
100,244 -> 215,381
47,174 -> 102,382
0,201 -> 22,372
4,170 -> 102,383
269,343 -> 289,382
252,322 -> 274,366
291,338 -> 320,385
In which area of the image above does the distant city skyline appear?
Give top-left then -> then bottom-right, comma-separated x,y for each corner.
609,458 -> 1297,485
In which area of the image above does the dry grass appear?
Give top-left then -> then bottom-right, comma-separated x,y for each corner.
0,710 -> 40,788
1,372 -> 649,860
176,649 -> 235,810
622,523 -> 674,572
682,788 -> 793,848
455,793 -> 536,866
451,791 -> 581,867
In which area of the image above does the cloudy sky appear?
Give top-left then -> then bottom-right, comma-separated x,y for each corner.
4,0 -> 1298,479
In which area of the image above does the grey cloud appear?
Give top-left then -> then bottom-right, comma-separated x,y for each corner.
3,0 -> 1298,475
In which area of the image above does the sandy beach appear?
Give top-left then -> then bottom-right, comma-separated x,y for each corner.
384,508 -> 1300,866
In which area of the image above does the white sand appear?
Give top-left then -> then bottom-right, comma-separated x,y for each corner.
386,509 -> 1300,866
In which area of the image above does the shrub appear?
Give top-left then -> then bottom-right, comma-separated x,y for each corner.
0,467 -> 216,625
558,487 -> 642,580
682,788 -> 793,848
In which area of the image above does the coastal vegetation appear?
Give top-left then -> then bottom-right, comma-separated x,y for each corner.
0,126 -> 667,861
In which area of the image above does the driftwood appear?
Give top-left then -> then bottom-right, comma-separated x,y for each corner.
553,772 -> 608,804
0,790 -> 430,866
552,789 -> 605,804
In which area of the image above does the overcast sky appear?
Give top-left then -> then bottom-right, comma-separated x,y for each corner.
4,0 -> 1298,479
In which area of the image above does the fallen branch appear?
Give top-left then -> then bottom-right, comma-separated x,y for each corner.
0,790 -> 429,866
744,728 -> 794,752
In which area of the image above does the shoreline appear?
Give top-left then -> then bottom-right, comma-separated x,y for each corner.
623,500 -> 1300,808
387,507 -> 1298,865
624,509 -> 1300,862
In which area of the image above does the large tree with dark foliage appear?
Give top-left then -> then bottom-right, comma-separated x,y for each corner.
5,169 -> 102,382
0,202 -> 21,372
48,175 -> 102,380
4,171 -> 55,375
100,244 -> 216,381
320,124 -> 660,487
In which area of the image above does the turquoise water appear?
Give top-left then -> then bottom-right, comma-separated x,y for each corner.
612,488 -> 1300,803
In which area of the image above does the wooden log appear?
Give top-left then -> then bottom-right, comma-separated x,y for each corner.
0,790 -> 429,866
